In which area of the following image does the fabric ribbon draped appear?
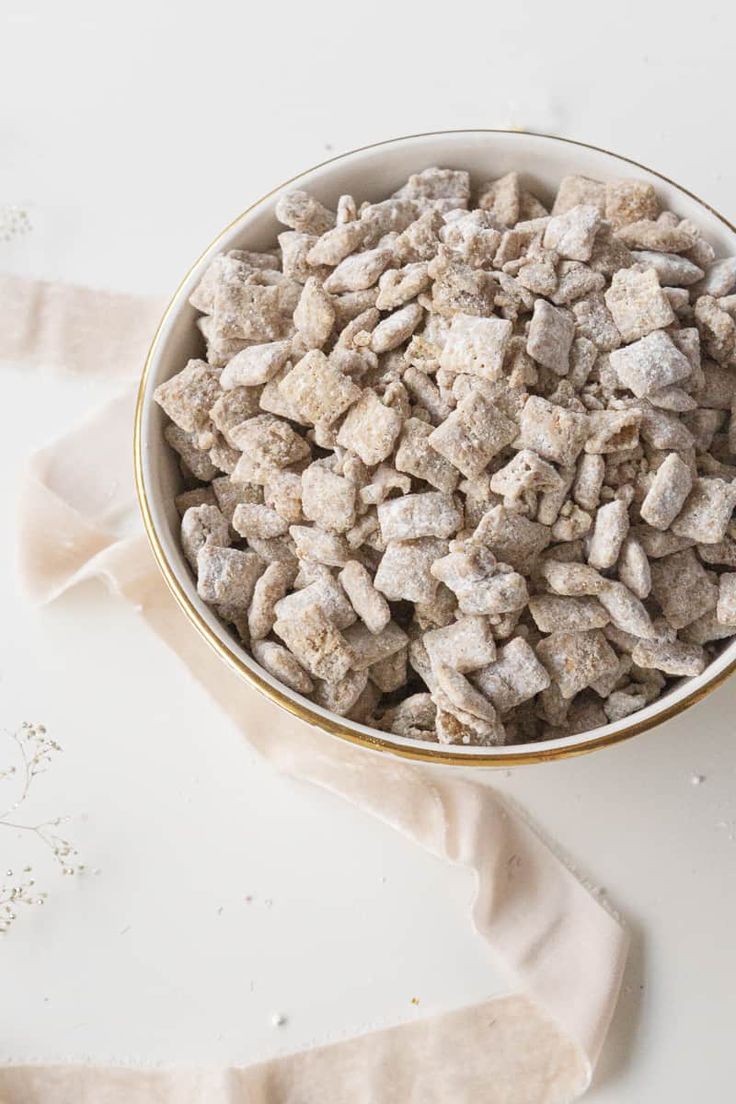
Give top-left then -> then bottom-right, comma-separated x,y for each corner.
2,275 -> 628,1103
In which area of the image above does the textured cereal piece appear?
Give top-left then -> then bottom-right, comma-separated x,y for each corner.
435,704 -> 505,747
517,395 -> 589,467
604,268 -> 675,343
636,402 -> 695,451
552,175 -> 606,216
395,209 -> 444,263
209,389 -> 260,446
439,313 -> 513,380
478,172 -> 522,226
176,486 -> 217,516
342,620 -> 409,672
413,582 -> 458,632
181,504 -> 230,569
278,231 -> 325,283
424,616 -> 496,674
618,536 -> 651,599
263,470 -> 303,525
633,525 -> 695,559
540,559 -> 606,596
164,424 -> 219,481
605,180 -> 660,229
588,650 -> 632,698
649,548 -> 718,629
588,499 -> 630,570
474,505 -> 551,574
336,390 -> 403,466
347,681 -> 382,725
359,198 -> 419,246
640,453 -> 693,529
551,503 -> 592,543
401,167 -> 470,207
441,210 -> 502,268
374,538 -> 448,604
232,503 -> 289,540
433,665 -> 497,724
375,262 -> 431,310
313,671 -> 369,716
584,409 -> 641,454
472,637 -> 551,713
543,204 -> 601,262
573,452 -> 604,512
490,449 -> 563,505
212,477 -> 262,523
213,270 -> 298,343
247,561 -> 297,641
616,221 -> 696,253
681,610 -> 736,645
230,415 -> 310,484
630,251 -> 704,286
526,300 -> 575,375
306,221 -> 366,267
694,295 -> 736,364
359,465 -> 412,508
275,190 -> 335,235
671,478 -> 736,544
528,594 -> 609,633
251,639 -> 314,695
383,693 -> 437,739
246,536 -> 298,567
154,360 -> 221,435
431,544 -> 528,616
293,277 -> 335,350
695,361 -> 736,411
323,246 -> 393,294
220,341 -> 291,389
208,434 -> 240,475
338,560 -> 391,635
370,302 -> 424,354
301,464 -> 357,534
278,350 -> 360,426
430,255 -> 497,319
368,647 -> 408,694
516,255 -> 558,297
692,257 -> 736,299
716,573 -> 736,625
289,525 -> 349,567
549,261 -> 605,306
377,492 -> 462,542
603,690 -> 648,722
572,294 -> 621,352
597,582 -> 654,639
428,390 -> 517,479
631,638 -> 705,677
536,630 -> 619,699
189,254 -> 250,313
403,366 -> 453,424
394,418 -> 460,493
273,568 -> 355,630
612,331 -> 691,403
273,604 -> 354,683
196,546 -> 263,609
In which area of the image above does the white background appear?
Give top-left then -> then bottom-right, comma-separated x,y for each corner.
1,1 -> 735,1098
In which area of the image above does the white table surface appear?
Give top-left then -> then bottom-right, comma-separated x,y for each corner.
1,1 -> 735,1098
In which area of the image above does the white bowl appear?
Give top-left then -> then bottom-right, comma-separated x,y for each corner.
135,129 -> 736,766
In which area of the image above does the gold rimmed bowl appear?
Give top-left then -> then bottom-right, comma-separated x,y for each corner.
134,130 -> 736,766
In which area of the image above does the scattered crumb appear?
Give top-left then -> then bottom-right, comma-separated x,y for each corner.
120,925 -> 132,936
217,906 -> 224,915
264,898 -> 273,908
410,997 -> 420,1006
690,773 -> 705,786
271,1012 -> 287,1027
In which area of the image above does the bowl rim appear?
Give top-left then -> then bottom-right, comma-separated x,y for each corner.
134,127 -> 736,767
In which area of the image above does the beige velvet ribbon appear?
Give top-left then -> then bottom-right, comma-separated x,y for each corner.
3,276 -> 628,1103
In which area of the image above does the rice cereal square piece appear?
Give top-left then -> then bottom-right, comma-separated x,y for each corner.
528,595 -> 610,633
196,546 -> 264,609
232,503 -> 289,540
181,504 -> 230,569
164,424 -> 219,482
439,313 -> 513,381
671,478 -> 736,544
716,573 -> 736,626
289,525 -> 350,567
604,267 -> 675,343
424,615 -> 497,673
377,492 -> 463,542
609,331 -> 691,398
251,639 -> 314,695
336,390 -> 404,466
536,629 -> 619,699
516,395 -> 589,467
552,176 -> 606,216
650,548 -> 719,629
369,647 -> 408,694
605,180 -> 660,229
278,350 -> 361,426
301,463 -> 357,534
542,204 -> 602,262
428,390 -> 517,479
273,603 -> 354,683
373,538 -> 449,603
229,415 -> 310,484
313,671 -> 370,716
472,636 -> 551,713
394,418 -> 460,493
526,300 -> 575,375
631,638 -> 706,677
338,560 -> 391,634
273,570 -> 356,630
154,360 -> 222,434
341,620 -> 409,671
640,453 -> 693,530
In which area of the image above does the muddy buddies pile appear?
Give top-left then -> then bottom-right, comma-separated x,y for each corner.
154,166 -> 736,746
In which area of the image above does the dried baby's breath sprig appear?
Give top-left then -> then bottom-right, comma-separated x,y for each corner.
0,723 -> 83,934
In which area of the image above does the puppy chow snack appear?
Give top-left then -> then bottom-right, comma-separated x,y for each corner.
155,164 -> 736,745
